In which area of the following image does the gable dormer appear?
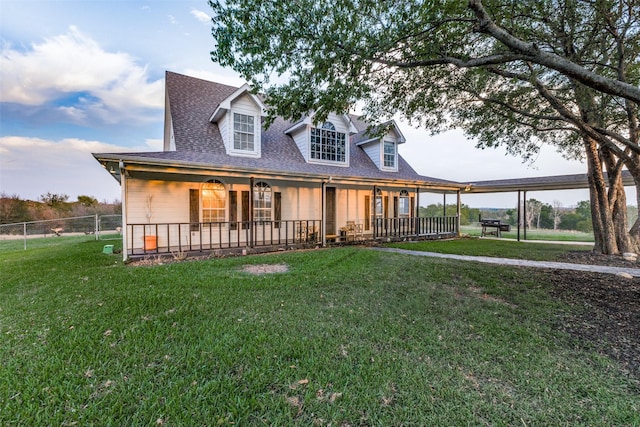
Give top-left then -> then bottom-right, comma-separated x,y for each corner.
209,84 -> 266,158
356,120 -> 406,172
285,112 -> 358,167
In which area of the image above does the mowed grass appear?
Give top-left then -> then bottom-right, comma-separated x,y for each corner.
387,237 -> 593,261
461,225 -> 595,242
1,239 -> 638,425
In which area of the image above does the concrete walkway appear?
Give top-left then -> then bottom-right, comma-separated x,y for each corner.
373,247 -> 640,278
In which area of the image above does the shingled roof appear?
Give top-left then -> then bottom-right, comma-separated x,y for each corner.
97,71 -> 460,188
95,71 -> 629,196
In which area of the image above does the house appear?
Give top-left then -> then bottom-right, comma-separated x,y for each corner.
94,72 -> 464,259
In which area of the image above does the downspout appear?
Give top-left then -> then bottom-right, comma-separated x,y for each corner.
456,190 -> 461,237
119,160 -> 128,262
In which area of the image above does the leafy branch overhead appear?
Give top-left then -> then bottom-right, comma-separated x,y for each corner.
210,0 -> 640,255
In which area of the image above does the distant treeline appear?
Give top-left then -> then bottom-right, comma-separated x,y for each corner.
419,200 -> 638,233
1,192 -> 121,224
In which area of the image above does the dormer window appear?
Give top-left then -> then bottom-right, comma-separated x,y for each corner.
311,122 -> 346,163
383,141 -> 396,168
233,113 -> 255,151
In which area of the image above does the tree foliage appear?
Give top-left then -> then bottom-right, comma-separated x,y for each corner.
419,203 -> 480,225
210,0 -> 640,253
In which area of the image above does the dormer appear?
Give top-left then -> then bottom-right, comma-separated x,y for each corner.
285,112 -> 358,167
209,84 -> 266,158
356,120 -> 406,172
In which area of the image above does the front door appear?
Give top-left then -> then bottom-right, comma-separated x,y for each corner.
326,187 -> 336,235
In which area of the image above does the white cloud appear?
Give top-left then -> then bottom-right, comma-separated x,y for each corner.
0,26 -> 164,125
0,136 -> 149,201
180,68 -> 246,87
191,9 -> 211,23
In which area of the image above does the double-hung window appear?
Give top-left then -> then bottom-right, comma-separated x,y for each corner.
233,113 -> 255,151
310,122 -> 346,163
383,141 -> 396,168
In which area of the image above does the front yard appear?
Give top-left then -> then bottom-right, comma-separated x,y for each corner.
0,238 -> 638,425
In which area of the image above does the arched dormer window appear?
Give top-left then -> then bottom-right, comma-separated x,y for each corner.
202,180 -> 226,223
253,181 -> 272,222
310,121 -> 346,163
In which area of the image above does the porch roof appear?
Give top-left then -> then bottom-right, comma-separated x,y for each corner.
463,170 -> 634,193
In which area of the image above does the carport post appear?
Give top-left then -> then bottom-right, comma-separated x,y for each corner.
523,191 -> 527,240
517,190 -> 521,242
456,190 -> 461,236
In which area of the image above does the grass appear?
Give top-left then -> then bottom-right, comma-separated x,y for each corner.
1,239 -> 638,425
387,237 -> 593,261
461,224 -> 595,242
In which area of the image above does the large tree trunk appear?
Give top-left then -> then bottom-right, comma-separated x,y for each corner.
584,138 -> 619,254
601,146 -> 636,253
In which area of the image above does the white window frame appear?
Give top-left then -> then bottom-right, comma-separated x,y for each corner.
383,141 -> 396,170
398,190 -> 410,218
253,181 -> 272,223
202,180 -> 226,223
375,188 -> 383,218
233,113 -> 255,152
310,121 -> 347,164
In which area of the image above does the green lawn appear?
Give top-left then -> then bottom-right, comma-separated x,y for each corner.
1,239 -> 637,425
387,237 -> 593,261
461,224 -> 595,242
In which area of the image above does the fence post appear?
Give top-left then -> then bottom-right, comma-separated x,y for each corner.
24,222 -> 27,251
95,214 -> 99,240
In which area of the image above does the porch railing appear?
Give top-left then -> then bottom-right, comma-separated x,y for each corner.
127,219 -> 321,256
373,216 -> 457,238
127,216 -> 458,256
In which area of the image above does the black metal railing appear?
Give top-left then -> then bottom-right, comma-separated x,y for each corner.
127,216 -> 458,256
128,219 -> 321,255
373,216 -> 457,238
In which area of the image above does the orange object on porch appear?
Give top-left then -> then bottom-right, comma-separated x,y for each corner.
144,235 -> 157,251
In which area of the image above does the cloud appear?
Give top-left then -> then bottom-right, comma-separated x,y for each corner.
180,68 -> 245,87
0,26 -> 164,125
191,9 -> 211,23
0,136 -> 150,201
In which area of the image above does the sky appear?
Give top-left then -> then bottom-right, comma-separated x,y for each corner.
0,0 -> 630,208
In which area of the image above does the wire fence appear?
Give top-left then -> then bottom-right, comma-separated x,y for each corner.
0,214 -> 122,250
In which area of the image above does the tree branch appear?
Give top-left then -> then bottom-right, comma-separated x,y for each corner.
468,0 -> 640,104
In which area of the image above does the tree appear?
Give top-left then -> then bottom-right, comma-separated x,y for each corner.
39,192 -> 69,208
526,199 -> 543,229
552,200 -> 564,231
77,195 -> 98,207
0,193 -> 30,224
419,203 -> 479,225
210,0 -> 640,254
